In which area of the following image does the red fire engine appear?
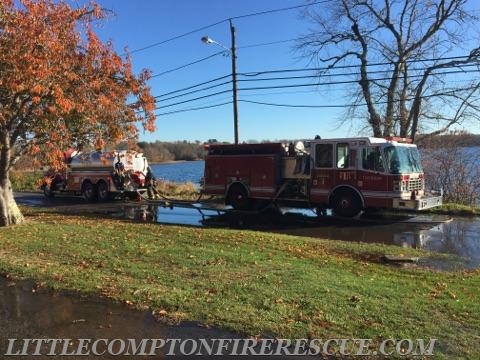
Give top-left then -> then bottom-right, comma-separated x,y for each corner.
203,137 -> 442,217
42,150 -> 149,201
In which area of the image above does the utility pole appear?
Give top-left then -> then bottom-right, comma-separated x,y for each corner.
202,20 -> 239,144
229,19 -> 239,144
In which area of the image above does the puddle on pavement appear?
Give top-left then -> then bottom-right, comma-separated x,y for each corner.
0,278 -> 317,359
120,203 -> 480,270
121,203 -> 221,226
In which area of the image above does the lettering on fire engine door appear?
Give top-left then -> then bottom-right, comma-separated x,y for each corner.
338,171 -> 355,181
313,174 -> 330,186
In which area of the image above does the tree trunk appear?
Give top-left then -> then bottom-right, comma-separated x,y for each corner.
0,132 -> 24,227
0,175 -> 24,226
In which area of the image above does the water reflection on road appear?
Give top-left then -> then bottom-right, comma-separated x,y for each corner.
0,278 -> 168,359
0,278 -> 317,359
13,192 -> 480,270
415,220 -> 480,269
279,215 -> 480,270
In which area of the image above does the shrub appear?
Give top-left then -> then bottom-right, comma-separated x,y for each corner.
421,143 -> 480,206
10,171 -> 42,191
154,180 -> 200,200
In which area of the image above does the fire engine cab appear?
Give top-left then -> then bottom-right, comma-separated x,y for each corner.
203,137 -> 442,217
43,150 -> 149,201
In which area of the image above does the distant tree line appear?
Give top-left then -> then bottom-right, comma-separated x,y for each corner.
417,131 -> 480,148
136,139 -> 226,163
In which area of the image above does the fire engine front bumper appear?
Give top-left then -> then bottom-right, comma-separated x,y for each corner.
393,193 -> 443,211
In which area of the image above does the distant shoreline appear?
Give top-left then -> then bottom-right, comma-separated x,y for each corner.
150,159 -> 203,165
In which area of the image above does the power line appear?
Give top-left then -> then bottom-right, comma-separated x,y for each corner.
155,89 -> 232,110
238,78 -> 364,92
149,54 -> 480,102
236,64 -> 480,84
240,88 -> 478,109
147,52 -> 480,108
146,42 -> 477,79
156,84 -> 479,117
240,99 -> 351,108
237,38 -> 297,50
237,68 -> 480,92
127,0 -> 332,55
240,89 -> 329,97
147,37 -> 295,79
155,101 -> 232,116
147,37 -> 298,79
151,51 -> 225,78
147,54 -> 477,97
158,86 -> 474,116
230,0 -> 333,21
155,74 -> 231,98
238,55 -> 479,77
155,80 -> 232,103
127,20 -> 228,55
155,68 -> 480,110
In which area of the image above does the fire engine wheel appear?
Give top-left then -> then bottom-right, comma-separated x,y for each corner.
331,188 -> 363,218
82,181 -> 97,202
96,181 -> 109,202
227,184 -> 251,210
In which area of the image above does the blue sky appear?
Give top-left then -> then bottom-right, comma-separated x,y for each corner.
89,0 -> 354,143
88,0 -> 480,143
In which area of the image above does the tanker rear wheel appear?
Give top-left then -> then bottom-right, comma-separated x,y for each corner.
96,181 -> 109,202
82,181 -> 97,202
227,184 -> 251,210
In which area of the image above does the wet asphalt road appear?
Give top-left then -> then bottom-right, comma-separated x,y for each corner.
0,279 -> 321,360
15,191 -> 126,211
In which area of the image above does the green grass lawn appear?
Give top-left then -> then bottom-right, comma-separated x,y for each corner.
0,208 -> 479,359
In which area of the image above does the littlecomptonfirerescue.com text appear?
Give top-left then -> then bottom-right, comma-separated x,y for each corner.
3,338 -> 437,357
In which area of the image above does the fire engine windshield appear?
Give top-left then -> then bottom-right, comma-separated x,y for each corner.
384,145 -> 423,174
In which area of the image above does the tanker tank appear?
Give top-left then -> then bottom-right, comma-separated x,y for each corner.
67,150 -> 148,173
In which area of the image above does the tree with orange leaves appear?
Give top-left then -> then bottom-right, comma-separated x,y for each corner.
0,0 -> 156,226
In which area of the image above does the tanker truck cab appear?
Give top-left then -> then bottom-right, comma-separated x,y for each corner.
43,150 -> 150,202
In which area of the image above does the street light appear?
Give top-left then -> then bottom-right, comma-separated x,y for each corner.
202,19 -> 239,144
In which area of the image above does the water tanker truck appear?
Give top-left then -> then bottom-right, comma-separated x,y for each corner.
42,149 -> 150,201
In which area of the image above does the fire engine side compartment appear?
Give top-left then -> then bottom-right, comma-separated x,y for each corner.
203,143 -> 284,199
204,155 -> 281,198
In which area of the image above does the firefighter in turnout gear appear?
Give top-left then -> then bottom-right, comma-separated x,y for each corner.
145,166 -> 159,200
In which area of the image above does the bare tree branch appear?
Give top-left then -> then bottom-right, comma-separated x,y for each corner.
297,0 -> 480,139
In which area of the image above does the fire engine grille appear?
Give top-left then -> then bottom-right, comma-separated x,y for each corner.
408,178 -> 423,191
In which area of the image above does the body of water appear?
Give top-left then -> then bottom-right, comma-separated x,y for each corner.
151,161 -> 204,184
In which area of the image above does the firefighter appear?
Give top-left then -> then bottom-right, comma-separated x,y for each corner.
113,160 -> 125,189
145,166 -> 159,200
288,142 -> 296,157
